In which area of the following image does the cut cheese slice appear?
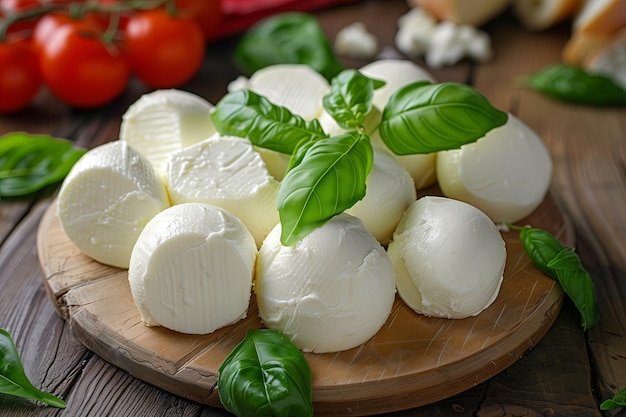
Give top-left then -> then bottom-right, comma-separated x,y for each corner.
436,113 -> 552,223
57,140 -> 170,268
409,0 -> 513,26
165,134 -> 279,247
513,0 -> 582,31
585,28 -> 626,89
573,0 -> 626,35
128,203 -> 257,334
120,89 -> 216,176
256,213 -> 396,353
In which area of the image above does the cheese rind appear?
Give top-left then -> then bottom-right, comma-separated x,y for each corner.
57,141 -> 170,268
388,196 -> 506,319
128,203 -> 257,334
256,213 -> 396,353
436,113 -> 552,223
120,89 -> 216,175
165,134 -> 279,247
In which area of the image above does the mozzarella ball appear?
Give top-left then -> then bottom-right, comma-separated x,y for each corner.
388,196 -> 506,319
256,213 -> 396,353
57,141 -> 170,268
437,113 -> 552,223
128,203 -> 257,334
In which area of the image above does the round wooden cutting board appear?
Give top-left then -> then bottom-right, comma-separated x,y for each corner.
37,191 -> 573,416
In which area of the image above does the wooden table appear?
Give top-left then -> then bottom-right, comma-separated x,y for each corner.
1,1 -> 625,416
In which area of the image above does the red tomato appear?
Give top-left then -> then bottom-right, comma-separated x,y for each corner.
123,9 -> 204,88
32,12 -> 106,52
174,0 -> 222,40
0,39 -> 42,113
39,21 -> 130,108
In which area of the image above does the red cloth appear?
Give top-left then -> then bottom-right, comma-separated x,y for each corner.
211,0 -> 362,39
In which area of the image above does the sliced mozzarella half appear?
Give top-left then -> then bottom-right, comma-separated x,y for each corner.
57,141 -> 170,268
120,89 -> 216,175
256,213 -> 396,353
346,146 -> 416,245
165,134 -> 279,247
437,113 -> 552,223
388,196 -> 506,319
128,203 -> 257,334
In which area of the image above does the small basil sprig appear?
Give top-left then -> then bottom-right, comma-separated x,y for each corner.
601,386 -> 626,410
526,64 -> 626,106
0,328 -> 66,408
322,69 -> 384,130
379,81 -> 508,154
510,225 -> 600,330
218,329 -> 313,417
278,131 -> 373,246
234,12 -> 344,81
211,89 -> 328,155
0,132 -> 86,197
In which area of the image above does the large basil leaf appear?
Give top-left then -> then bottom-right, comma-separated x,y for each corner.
278,131 -> 373,246
0,328 -> 66,407
211,89 -> 328,155
322,69 -> 382,130
218,329 -> 313,417
0,132 -> 86,197
379,81 -> 508,155
234,12 -> 344,81
518,227 -> 566,279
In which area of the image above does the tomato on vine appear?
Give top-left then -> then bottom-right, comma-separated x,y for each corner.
0,0 -> 42,39
0,38 -> 42,113
123,8 -> 204,88
38,20 -> 130,108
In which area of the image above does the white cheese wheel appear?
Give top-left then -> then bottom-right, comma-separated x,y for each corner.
246,64 -> 330,121
346,146 -> 416,245
436,113 -> 552,223
256,213 -> 396,353
165,134 -> 279,247
120,89 -> 216,176
388,196 -> 506,319
128,203 -> 257,334
57,141 -> 170,268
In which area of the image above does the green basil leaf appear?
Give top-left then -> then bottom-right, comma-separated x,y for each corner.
0,328 -> 66,408
211,89 -> 328,155
234,12 -> 343,81
322,69 -> 377,130
527,64 -> 626,106
518,227 -> 565,279
218,329 -> 313,417
550,249 -> 600,330
278,131 -> 373,246
379,81 -> 508,155
0,132 -> 86,197
601,386 -> 626,410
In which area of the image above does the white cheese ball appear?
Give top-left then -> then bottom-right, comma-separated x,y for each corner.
57,141 -> 170,269
437,113 -> 553,223
165,134 -> 280,247
388,196 -> 506,319
128,203 -> 257,334
346,146 -> 416,245
256,213 -> 396,353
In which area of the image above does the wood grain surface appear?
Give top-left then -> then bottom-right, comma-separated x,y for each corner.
37,189 -> 571,416
1,1 -> 625,416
